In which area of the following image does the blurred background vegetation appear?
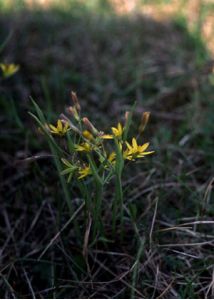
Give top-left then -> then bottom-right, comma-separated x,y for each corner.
0,0 -> 214,298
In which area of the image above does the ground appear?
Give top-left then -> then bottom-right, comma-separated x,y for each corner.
0,0 -> 214,298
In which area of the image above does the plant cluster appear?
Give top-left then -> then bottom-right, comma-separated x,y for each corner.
49,92 -> 154,180
31,92 -> 154,238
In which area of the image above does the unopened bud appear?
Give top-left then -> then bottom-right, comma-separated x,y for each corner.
82,117 -> 99,135
139,112 -> 150,133
125,111 -> 130,122
67,106 -> 79,121
71,91 -> 81,112
82,130 -> 93,141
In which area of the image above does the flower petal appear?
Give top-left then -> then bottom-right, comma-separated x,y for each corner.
132,138 -> 138,150
49,124 -> 58,132
57,120 -> 63,132
139,142 -> 149,152
125,141 -> 132,151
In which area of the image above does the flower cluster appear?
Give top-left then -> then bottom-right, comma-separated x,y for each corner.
45,92 -> 154,180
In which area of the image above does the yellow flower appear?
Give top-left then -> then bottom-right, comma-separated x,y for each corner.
112,122 -> 123,138
108,151 -> 116,165
99,123 -> 124,140
0,63 -> 19,78
78,165 -> 92,179
123,149 -> 131,160
82,130 -> 94,141
49,120 -> 70,136
124,137 -> 154,160
75,142 -> 93,152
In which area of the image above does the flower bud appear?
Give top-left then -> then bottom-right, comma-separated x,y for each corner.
71,91 -> 81,112
82,117 -> 99,135
139,112 -> 150,133
82,130 -> 93,141
67,106 -> 80,121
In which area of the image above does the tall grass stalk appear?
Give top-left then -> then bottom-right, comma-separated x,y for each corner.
30,100 -> 81,239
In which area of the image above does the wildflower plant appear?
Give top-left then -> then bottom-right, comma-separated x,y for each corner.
30,92 -> 154,239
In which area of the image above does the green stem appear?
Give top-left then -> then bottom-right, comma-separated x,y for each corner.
86,154 -> 104,238
112,170 -> 124,238
112,138 -> 124,238
49,142 -> 80,239
116,170 -> 124,237
93,182 -> 103,238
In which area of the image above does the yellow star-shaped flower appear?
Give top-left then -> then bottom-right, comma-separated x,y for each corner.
111,122 -> 123,137
75,142 -> 93,152
49,120 -> 70,136
78,165 -> 92,179
99,123 -> 124,140
124,138 -> 154,160
0,63 -> 19,78
108,151 -> 116,165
